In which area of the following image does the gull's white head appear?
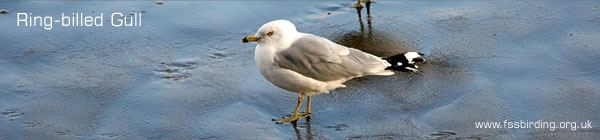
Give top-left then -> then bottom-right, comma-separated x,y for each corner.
241,20 -> 299,45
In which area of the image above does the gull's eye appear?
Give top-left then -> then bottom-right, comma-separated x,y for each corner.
266,31 -> 273,36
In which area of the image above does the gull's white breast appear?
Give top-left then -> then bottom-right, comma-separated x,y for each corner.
254,44 -> 336,95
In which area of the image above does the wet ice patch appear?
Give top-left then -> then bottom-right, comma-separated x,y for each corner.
429,7 -> 480,22
423,78 -> 511,139
197,102 -> 281,139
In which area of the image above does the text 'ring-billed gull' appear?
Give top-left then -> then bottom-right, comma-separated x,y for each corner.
241,20 -> 425,123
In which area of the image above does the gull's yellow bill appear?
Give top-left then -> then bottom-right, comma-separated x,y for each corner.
241,35 -> 259,43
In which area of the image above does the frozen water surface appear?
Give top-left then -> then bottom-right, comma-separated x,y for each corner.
1,1 -> 599,139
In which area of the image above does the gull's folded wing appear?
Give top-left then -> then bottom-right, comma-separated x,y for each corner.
274,34 -> 389,82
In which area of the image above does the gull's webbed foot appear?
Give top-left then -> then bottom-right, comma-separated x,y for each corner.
272,112 -> 310,124
272,116 -> 298,124
298,112 -> 311,118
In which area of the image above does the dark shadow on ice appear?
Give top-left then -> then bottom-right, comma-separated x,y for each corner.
328,1 -> 475,114
332,3 -> 417,58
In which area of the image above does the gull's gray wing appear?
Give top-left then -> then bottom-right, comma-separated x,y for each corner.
274,34 -> 389,82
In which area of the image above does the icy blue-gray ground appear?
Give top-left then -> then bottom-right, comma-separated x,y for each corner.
1,1 -> 599,139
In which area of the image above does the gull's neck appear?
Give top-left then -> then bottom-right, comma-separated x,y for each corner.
268,32 -> 302,52
254,32 -> 302,69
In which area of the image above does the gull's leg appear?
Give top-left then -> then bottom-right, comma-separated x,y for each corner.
355,0 -> 363,8
366,0 -> 371,16
273,95 -> 304,123
306,96 -> 311,115
299,96 -> 311,118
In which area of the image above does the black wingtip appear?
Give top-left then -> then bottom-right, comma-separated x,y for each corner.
385,52 -> 425,73
413,57 -> 426,63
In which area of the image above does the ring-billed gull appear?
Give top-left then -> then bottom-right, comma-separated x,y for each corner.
242,20 -> 425,123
